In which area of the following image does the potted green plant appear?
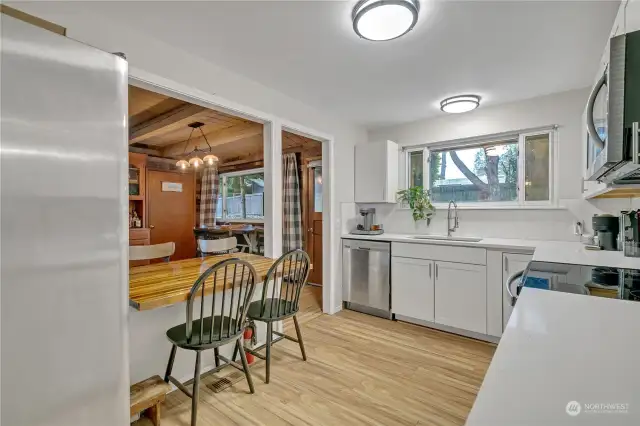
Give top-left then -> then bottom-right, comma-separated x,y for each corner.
396,186 -> 435,224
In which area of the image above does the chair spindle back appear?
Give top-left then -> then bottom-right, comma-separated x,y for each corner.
259,249 -> 311,318
186,258 -> 257,345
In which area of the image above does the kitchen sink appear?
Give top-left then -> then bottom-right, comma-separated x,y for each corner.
409,235 -> 483,243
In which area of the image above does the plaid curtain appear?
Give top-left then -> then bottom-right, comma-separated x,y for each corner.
283,153 -> 302,251
200,166 -> 219,227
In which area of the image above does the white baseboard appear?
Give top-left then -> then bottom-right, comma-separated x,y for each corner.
394,314 -> 500,344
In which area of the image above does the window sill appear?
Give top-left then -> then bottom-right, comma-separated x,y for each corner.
398,203 -> 567,211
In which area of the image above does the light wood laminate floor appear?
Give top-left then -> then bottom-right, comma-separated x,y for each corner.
143,286 -> 495,426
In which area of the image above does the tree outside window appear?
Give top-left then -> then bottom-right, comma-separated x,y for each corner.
407,130 -> 553,206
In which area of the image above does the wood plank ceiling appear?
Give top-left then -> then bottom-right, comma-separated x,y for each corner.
129,86 -> 321,167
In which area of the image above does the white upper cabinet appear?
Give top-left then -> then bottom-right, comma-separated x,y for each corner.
354,140 -> 398,203
627,0 -> 640,33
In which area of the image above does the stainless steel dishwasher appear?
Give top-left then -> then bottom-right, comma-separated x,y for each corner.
342,239 -> 391,319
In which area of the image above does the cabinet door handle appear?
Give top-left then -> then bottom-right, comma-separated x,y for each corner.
504,257 -> 508,272
429,263 -> 432,278
435,263 -> 438,279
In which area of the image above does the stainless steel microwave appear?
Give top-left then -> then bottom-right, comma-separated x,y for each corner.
586,30 -> 640,183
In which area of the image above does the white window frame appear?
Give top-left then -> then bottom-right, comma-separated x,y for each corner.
218,167 -> 265,223
402,128 -> 558,209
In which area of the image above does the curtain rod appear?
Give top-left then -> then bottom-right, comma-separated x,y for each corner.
401,124 -> 559,152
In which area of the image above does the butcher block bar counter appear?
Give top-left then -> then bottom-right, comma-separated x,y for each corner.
129,253 -> 277,311
128,253 -> 284,384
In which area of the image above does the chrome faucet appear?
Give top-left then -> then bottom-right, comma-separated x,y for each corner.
447,200 -> 459,237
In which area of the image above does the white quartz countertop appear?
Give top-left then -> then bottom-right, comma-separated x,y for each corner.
341,233 -> 640,269
465,288 -> 640,426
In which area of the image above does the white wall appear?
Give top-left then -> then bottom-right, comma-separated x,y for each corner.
11,2 -> 365,206
9,2 -> 367,381
364,89 -> 638,240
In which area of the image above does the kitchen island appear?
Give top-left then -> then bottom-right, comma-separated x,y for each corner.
129,253 -> 280,384
465,288 -> 640,425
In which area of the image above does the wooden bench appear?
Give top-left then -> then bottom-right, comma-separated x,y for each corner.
130,375 -> 171,426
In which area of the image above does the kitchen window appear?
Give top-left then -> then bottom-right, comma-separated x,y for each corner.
216,168 -> 265,221
405,129 -> 555,207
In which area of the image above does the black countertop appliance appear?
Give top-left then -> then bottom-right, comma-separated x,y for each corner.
592,214 -> 620,251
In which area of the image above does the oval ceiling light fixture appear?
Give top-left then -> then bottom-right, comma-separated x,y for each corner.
440,95 -> 481,114
352,0 -> 420,41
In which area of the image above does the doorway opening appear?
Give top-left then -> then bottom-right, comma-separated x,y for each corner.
130,73 -> 338,315
128,84 -> 265,261
281,130 -> 324,310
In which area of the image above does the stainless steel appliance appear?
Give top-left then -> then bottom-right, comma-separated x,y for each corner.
505,261 -> 640,308
1,15 -> 129,426
585,30 -> 640,183
592,214 -> 620,250
351,207 -> 384,235
621,209 -> 640,257
342,239 -> 391,318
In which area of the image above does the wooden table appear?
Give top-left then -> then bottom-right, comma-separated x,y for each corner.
129,253 -> 276,311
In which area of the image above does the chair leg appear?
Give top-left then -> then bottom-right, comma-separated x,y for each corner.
191,351 -> 201,426
232,340 -> 240,362
265,322 -> 273,384
237,337 -> 255,394
164,344 -> 177,382
293,315 -> 307,361
214,347 -> 220,368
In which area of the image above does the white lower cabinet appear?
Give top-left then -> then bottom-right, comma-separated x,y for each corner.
434,261 -> 487,334
391,257 -> 434,322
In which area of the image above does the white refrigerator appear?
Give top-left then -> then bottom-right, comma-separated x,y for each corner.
1,14 -> 129,426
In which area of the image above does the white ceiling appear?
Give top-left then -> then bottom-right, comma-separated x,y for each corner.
26,1 -> 620,128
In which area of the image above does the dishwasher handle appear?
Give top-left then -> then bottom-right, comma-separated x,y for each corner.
343,240 -> 390,252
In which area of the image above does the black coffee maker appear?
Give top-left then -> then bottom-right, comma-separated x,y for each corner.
592,214 -> 620,251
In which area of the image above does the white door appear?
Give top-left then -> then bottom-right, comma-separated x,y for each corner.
391,257 -> 434,322
434,261 -> 487,334
502,253 -> 533,330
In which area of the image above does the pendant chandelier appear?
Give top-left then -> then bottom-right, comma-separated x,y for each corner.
175,122 -> 219,169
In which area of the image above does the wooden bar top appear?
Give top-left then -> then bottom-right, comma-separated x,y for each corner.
129,253 -> 276,311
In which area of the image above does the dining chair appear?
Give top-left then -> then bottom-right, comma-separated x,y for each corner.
235,233 -> 252,253
163,258 -> 257,426
234,249 -> 311,384
198,237 -> 238,256
129,242 -> 175,262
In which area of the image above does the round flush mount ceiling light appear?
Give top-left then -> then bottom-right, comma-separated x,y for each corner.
440,95 -> 481,114
352,0 -> 420,41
